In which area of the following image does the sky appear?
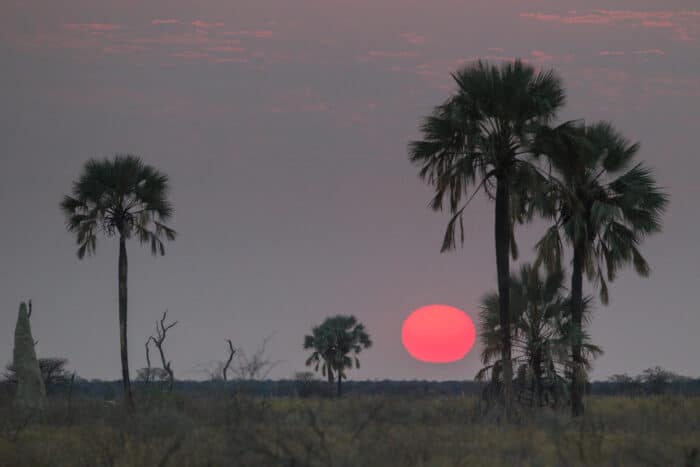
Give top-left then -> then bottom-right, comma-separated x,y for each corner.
1,0 -> 699,382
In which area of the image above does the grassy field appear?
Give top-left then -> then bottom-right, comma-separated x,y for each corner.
1,393 -> 699,466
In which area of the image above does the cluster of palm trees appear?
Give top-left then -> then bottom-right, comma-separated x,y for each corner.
409,59 -> 668,416
477,263 -> 602,408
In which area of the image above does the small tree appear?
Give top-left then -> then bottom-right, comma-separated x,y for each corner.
147,311 -> 178,392
304,315 -> 372,397
3,358 -> 71,394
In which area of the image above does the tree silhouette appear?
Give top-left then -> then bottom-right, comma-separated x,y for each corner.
304,315 -> 372,397
61,155 -> 176,410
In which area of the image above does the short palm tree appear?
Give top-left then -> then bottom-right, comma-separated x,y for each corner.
535,122 -> 668,416
303,315 -> 372,397
60,155 -> 176,410
409,60 -> 565,406
478,264 -> 602,407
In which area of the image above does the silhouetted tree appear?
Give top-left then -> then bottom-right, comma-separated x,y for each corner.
304,315 -> 372,397
477,264 -> 602,407
409,60 -> 565,410
535,122 -> 668,416
61,155 -> 176,411
147,310 -> 178,392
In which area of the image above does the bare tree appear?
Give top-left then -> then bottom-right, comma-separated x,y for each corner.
223,339 -> 236,383
233,334 -> 280,380
148,310 -> 178,392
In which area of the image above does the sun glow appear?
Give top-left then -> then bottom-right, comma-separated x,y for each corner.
401,304 -> 476,363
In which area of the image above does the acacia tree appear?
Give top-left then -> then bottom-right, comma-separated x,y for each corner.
409,60 -> 565,408
61,155 -> 176,410
304,315 -> 372,397
3,358 -> 71,393
535,122 -> 668,416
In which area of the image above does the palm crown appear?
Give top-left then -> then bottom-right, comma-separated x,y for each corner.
304,315 -> 372,395
60,154 -> 176,258
536,122 -> 669,303
409,59 -> 565,252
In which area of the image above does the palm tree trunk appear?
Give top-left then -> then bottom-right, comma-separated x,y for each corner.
118,235 -> 134,412
337,372 -> 342,397
495,177 -> 513,411
570,243 -> 585,417
533,352 -> 543,407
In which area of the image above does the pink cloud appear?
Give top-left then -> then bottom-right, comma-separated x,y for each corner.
600,50 -> 625,56
642,20 -> 674,28
170,50 -> 209,60
366,50 -> 419,58
192,20 -> 224,29
151,19 -> 180,25
531,50 -> 553,62
223,30 -> 274,39
521,9 -> 700,42
399,32 -> 425,45
206,45 -> 246,53
520,13 -> 561,22
634,49 -> 665,55
63,23 -> 121,32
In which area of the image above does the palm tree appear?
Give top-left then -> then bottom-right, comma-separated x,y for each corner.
477,264 -> 602,407
303,315 -> 372,397
409,60 -> 565,407
60,155 -> 176,410
535,122 -> 668,416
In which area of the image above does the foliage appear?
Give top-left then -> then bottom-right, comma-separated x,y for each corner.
408,59 -> 567,407
60,154 -> 176,258
477,264 -> 602,407
534,121 -> 669,304
0,394 -> 699,466
304,315 -> 372,396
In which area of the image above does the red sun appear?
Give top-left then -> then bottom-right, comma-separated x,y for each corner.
402,304 -> 476,363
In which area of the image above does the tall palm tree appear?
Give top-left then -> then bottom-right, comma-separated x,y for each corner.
535,122 -> 668,416
409,60 -> 565,407
303,315 -> 372,397
60,155 -> 176,410
477,264 -> 602,407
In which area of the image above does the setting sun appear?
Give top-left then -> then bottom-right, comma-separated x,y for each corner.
401,304 -> 476,363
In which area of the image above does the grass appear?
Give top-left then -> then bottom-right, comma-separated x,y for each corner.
0,392 -> 698,466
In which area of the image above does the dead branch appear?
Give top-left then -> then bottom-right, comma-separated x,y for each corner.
223,339 -> 236,383
150,310 -> 178,392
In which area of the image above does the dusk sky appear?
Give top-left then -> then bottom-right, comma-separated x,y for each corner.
1,0 -> 699,382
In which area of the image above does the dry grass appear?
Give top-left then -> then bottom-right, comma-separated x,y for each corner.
0,393 -> 698,466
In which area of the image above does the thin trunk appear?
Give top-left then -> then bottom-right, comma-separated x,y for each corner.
570,243 -> 585,417
145,339 -> 152,384
156,343 -> 174,392
337,371 -> 342,397
495,177 -> 513,411
119,235 -> 135,412
533,351 -> 543,407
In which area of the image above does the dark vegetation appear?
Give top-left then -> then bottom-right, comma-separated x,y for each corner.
0,387 -> 699,466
